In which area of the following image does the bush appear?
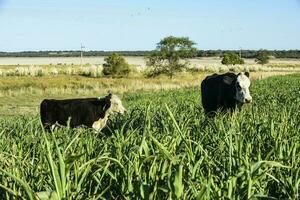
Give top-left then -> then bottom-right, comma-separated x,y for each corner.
221,52 -> 245,65
103,53 -> 131,77
255,50 -> 270,65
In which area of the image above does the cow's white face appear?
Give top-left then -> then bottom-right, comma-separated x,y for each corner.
108,94 -> 126,114
235,73 -> 252,103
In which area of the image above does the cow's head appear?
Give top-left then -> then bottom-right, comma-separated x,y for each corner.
105,92 -> 126,115
224,72 -> 252,104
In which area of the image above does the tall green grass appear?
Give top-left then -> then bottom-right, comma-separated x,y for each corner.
0,74 -> 300,199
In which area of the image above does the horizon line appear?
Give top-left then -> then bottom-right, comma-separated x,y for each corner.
1,49 -> 300,53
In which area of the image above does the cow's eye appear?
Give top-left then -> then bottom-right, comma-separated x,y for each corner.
236,84 -> 242,90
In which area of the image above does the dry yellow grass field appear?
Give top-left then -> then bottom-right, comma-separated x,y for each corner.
0,71 -> 297,116
0,56 -> 299,116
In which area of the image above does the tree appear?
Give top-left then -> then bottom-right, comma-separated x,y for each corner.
221,52 -> 245,65
146,36 -> 197,78
103,53 -> 131,77
255,50 -> 270,65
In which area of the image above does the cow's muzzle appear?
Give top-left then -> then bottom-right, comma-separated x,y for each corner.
118,108 -> 126,115
245,98 -> 252,103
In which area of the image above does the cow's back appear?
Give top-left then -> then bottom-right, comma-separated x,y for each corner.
201,74 -> 222,114
65,99 -> 104,127
40,98 -> 106,129
40,99 -> 63,129
201,73 -> 237,114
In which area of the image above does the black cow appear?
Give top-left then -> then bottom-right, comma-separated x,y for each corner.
40,93 -> 126,131
201,72 -> 252,116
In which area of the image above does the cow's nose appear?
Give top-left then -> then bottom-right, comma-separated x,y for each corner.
245,98 -> 252,103
119,109 -> 126,114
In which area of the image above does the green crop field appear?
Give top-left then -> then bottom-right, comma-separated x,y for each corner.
0,74 -> 300,199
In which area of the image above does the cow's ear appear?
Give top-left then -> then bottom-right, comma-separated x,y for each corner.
107,90 -> 113,98
223,76 -> 234,85
245,71 -> 250,78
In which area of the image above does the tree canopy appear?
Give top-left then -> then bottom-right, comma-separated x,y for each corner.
146,36 -> 197,78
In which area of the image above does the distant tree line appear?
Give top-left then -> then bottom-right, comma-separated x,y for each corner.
0,50 -> 300,58
0,51 -> 151,57
197,50 -> 300,59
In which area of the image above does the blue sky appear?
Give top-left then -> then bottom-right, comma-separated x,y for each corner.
0,0 -> 300,51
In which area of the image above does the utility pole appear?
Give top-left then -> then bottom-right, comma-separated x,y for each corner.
80,43 -> 85,67
239,46 -> 242,58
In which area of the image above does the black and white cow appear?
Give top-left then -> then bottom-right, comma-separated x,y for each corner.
201,72 -> 252,116
40,93 -> 126,132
